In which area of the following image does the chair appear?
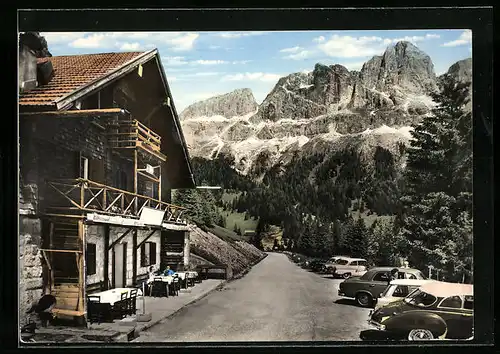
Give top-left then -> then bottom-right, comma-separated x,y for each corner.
150,280 -> 168,298
112,292 -> 128,319
171,278 -> 180,296
128,289 -> 138,315
87,295 -> 101,324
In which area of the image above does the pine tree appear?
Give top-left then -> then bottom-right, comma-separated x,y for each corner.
398,74 -> 472,282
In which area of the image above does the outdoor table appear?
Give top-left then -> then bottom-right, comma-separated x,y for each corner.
88,288 -> 136,321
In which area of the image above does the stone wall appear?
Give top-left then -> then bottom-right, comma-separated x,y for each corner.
19,185 -> 44,324
85,224 -> 106,286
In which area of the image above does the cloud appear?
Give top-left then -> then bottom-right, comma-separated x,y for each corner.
441,30 -> 472,47
221,72 -> 282,82
280,46 -> 302,53
119,42 -> 141,51
317,33 -> 441,58
191,59 -> 227,65
163,32 -> 199,51
232,60 -> 252,64
42,31 -> 200,52
283,50 -> 315,60
40,32 -> 89,45
216,31 -> 269,39
162,56 -> 189,66
313,36 -> 326,43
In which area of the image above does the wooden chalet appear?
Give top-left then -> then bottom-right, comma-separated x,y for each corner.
18,37 -> 196,323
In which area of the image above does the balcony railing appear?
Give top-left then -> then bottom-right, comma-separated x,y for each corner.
107,119 -> 166,161
46,178 -> 187,224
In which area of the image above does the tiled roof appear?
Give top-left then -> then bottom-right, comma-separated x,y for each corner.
19,51 -> 147,107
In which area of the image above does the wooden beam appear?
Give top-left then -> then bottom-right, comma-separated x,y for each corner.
78,220 -> 85,313
137,170 -> 160,183
132,229 -> 137,286
136,230 -> 157,250
107,228 -> 133,251
19,108 -> 124,118
103,225 -> 110,290
40,249 -> 83,253
134,149 -> 138,213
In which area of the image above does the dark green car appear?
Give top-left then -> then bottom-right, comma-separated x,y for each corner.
365,281 -> 473,340
338,267 -> 427,307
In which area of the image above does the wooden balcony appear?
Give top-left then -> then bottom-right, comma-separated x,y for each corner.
46,178 -> 187,224
107,119 -> 166,161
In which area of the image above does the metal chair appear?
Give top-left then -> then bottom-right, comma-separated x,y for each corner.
150,280 -> 168,298
87,295 -> 101,324
128,289 -> 138,315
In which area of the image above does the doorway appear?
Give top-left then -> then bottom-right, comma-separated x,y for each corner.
113,243 -> 128,288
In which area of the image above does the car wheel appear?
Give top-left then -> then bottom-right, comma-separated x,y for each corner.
343,272 -> 351,279
356,292 -> 372,307
408,329 -> 435,340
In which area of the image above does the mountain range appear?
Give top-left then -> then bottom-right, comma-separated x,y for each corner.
179,41 -> 472,180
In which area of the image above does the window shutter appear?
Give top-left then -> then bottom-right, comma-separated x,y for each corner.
86,243 -> 96,276
140,243 -> 146,267
150,242 -> 157,265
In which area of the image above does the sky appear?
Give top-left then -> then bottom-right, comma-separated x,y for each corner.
40,30 -> 472,113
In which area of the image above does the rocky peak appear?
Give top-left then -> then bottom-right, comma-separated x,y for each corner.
180,88 -> 258,120
443,57 -> 472,85
376,41 -> 437,93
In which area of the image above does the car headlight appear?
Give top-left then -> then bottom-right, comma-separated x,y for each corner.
381,316 -> 390,323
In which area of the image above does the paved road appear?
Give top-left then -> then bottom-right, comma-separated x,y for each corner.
135,253 -> 372,342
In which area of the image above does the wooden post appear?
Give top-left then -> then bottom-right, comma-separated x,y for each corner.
102,186 -> 107,210
49,222 -> 55,293
132,229 -> 137,286
80,181 -> 85,208
78,220 -> 85,314
103,225 -> 110,290
134,149 -> 138,214
158,165 -> 161,202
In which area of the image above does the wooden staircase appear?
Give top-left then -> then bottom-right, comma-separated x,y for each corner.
41,220 -> 85,320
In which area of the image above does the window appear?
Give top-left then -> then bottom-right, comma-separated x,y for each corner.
464,296 -> 474,310
336,259 -> 349,265
407,273 -> 417,279
357,261 -> 368,267
393,285 -> 410,297
397,272 -> 406,279
80,156 -> 89,179
439,295 -> 463,309
86,243 -> 96,276
373,272 -> 390,282
404,289 -> 437,307
140,242 -> 157,267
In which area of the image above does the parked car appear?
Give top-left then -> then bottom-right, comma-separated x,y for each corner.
338,267 -> 427,307
324,256 -> 351,274
330,257 -> 368,279
309,259 -> 328,273
375,279 -> 436,309
367,281 -> 473,340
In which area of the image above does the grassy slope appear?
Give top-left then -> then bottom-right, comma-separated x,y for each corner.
220,191 -> 259,234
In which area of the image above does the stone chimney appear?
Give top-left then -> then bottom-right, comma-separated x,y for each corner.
19,32 -> 53,93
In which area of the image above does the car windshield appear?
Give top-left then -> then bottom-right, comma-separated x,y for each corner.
357,260 -> 368,267
415,270 -> 427,279
382,284 -> 395,297
404,289 -> 437,307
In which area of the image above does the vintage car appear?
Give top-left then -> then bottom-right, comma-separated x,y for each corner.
323,255 -> 350,273
366,281 -> 473,340
375,279 -> 436,309
338,267 -> 427,307
309,259 -> 328,273
326,257 -> 368,278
